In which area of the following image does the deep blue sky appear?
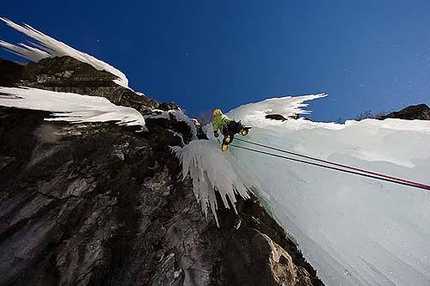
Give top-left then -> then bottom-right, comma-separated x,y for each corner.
1,0 -> 430,121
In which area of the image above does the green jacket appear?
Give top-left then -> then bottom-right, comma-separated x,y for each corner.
212,114 -> 231,133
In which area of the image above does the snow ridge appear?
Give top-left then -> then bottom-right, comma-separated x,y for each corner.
0,87 -> 145,127
227,93 -> 327,127
0,18 -> 129,88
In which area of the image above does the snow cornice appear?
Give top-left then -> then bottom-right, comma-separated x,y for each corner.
0,17 -> 129,88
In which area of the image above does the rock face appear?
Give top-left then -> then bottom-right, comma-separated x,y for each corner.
378,104 -> 430,120
223,229 -> 312,286
0,56 -> 158,115
0,57 -> 322,285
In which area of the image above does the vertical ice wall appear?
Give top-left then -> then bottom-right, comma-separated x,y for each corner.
227,96 -> 430,285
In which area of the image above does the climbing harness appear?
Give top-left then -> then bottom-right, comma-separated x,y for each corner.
231,138 -> 430,191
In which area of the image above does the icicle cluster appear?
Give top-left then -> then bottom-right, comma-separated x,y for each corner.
0,87 -> 145,127
172,140 -> 258,226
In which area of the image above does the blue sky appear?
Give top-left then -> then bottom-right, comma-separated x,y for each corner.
1,0 -> 430,122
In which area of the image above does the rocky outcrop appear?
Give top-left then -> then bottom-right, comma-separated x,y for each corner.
266,114 -> 288,121
0,56 -> 158,115
223,229 -> 312,286
378,104 -> 430,120
0,59 -> 25,86
158,102 -> 181,112
0,56 -> 321,285
265,113 -> 300,122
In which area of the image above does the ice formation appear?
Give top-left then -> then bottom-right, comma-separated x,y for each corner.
179,94 -> 430,285
228,92 -> 327,127
0,18 -> 129,87
2,16 -> 430,285
173,140 -> 260,226
0,87 -> 145,127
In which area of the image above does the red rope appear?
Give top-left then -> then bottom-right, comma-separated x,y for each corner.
235,138 -> 430,191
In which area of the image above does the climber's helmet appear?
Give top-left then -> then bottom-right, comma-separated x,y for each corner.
213,108 -> 223,117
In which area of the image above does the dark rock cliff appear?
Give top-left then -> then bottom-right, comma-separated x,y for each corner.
0,56 -> 158,115
0,57 -> 322,285
378,103 -> 430,120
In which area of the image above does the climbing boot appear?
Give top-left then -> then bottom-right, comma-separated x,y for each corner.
239,129 -> 248,136
221,144 -> 228,152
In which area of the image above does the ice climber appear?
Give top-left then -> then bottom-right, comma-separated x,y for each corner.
211,108 -> 250,152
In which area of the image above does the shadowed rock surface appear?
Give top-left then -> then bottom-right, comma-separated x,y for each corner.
265,114 -> 287,121
0,56 -> 322,285
223,228 -> 313,286
0,59 -> 25,86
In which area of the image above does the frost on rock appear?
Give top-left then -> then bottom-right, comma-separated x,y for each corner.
147,109 -> 198,140
173,140 -> 260,226
0,18 -> 129,88
169,110 -> 198,140
0,87 -> 145,128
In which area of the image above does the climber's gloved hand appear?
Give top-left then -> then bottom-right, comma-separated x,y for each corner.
213,131 -> 219,138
